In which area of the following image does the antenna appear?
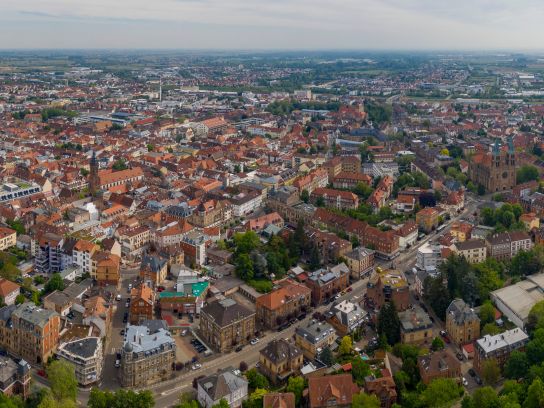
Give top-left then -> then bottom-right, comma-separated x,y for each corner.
159,77 -> 162,102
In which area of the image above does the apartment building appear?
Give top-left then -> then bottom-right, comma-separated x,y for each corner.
367,268 -> 410,311
120,323 -> 176,387
486,231 -> 533,261
56,337 -> 103,386
200,298 -> 255,353
418,350 -> 461,385
453,239 -> 487,264
91,251 -> 121,286
310,188 -> 359,210
295,321 -> 337,359
259,339 -> 303,385
445,299 -> 480,346
197,367 -> 248,408
416,207 -> 440,233
0,227 -> 16,250
474,329 -> 529,374
256,279 -> 311,329
130,284 -> 155,324
344,247 -> 374,279
306,263 -> 350,306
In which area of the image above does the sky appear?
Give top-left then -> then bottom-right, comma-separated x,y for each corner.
1,0 -> 544,50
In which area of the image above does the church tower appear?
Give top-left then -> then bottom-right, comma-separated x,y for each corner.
89,150 -> 100,196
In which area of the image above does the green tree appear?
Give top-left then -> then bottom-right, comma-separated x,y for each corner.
351,393 -> 380,408
15,294 -> 25,305
351,358 -> 371,385
338,335 -> 353,356
235,253 -> 254,281
377,301 -> 401,345
147,144 -> 155,152
46,360 -> 78,402
511,248 -> 544,277
528,301 -> 544,333
6,219 -> 25,235
481,358 -> 501,386
245,369 -> 269,390
319,346 -> 335,366
300,189 -> 309,203
527,329 -> 544,366
419,378 -> 463,407
44,273 -> 65,293
243,389 -> 268,408
517,165 -> 540,184
480,301 -> 496,325
286,376 -> 305,405
234,231 -> 260,255
524,378 -> 544,408
505,351 -> 529,380
308,244 -> 321,270
431,337 -> 445,351
471,387 -> 500,408
212,399 -> 230,408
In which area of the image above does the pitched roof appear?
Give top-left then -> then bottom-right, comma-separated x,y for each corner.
308,374 -> 359,408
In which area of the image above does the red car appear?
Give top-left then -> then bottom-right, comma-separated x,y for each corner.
37,369 -> 47,378
347,287 -> 353,292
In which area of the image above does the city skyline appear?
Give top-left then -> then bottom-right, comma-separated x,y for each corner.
1,0 -> 544,50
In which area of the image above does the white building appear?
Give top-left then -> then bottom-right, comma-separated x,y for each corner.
416,242 -> 442,273
197,367 -> 248,408
57,337 -> 103,386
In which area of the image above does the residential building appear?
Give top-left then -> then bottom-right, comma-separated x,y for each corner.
0,279 -> 20,306
310,188 -> 359,210
445,299 -> 480,346
56,337 -> 103,386
361,226 -> 400,260
306,263 -> 350,306
0,227 -> 16,250
118,226 -> 150,259
416,207 -> 440,233
399,306 -> 433,345
344,247 -> 375,279
0,303 -> 60,365
140,253 -> 168,286
308,374 -> 359,408
91,251 -> 120,286
0,357 -> 31,399
364,373 -> 397,408
474,329 -> 529,374
415,243 -> 442,273
34,232 -> 64,274
259,339 -> 303,384
153,221 -> 192,247
246,212 -> 284,232
230,191 -> 264,217
197,367 -> 248,408
295,321 -> 337,359
130,284 -> 155,324
263,393 -> 295,408
486,231 -> 533,261
418,350 -> 461,385
98,167 -> 144,190
180,230 -> 208,266
332,172 -> 372,190
307,228 -> 352,264
120,322 -> 176,387
72,239 -> 99,277
367,268 -> 410,311
326,299 -> 367,336
520,213 -> 539,231
394,221 -> 418,251
453,239 -> 487,264
450,222 -> 473,243
256,279 -> 311,329
200,298 -> 255,353
188,199 -> 230,228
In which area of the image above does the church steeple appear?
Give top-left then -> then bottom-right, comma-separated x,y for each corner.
89,150 -> 100,196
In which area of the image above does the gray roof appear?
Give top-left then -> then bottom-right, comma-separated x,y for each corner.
455,239 -> 486,252
59,337 -> 100,359
12,303 -> 59,329
198,367 -> 248,401
296,321 -> 335,344
476,328 -> 529,354
446,299 -> 479,325
123,325 -> 176,355
201,298 -> 254,328
260,339 -> 302,364
399,306 -> 433,332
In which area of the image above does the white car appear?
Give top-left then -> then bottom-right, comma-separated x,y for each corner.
462,377 -> 468,387
116,294 -> 122,301
250,338 -> 259,345
191,363 -> 202,370
115,359 -> 120,368
125,301 -> 129,308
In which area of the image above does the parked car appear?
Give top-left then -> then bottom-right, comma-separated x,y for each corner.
116,294 -> 122,301
468,368 -> 476,377
297,313 -> 307,321
235,345 -> 243,352
456,352 -> 464,361
115,359 -> 120,368
250,338 -> 259,345
191,363 -> 201,370
475,376 -> 483,385
462,377 -> 468,387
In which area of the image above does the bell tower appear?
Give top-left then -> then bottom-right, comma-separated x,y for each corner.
89,150 -> 100,196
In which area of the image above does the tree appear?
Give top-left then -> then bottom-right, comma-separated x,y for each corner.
239,361 -> 248,372
527,329 -> 544,366
471,387 -> 500,408
244,389 -> 268,408
212,399 -> 229,408
528,301 -> 544,333
481,358 -> 501,386
505,351 -> 529,380
286,376 -> 305,405
15,294 -> 25,305
235,253 -> 254,281
245,369 -> 269,390
234,231 -> 260,255
338,335 -> 353,356
319,346 -> 334,366
113,159 -> 129,171
351,358 -> 371,385
44,273 -> 65,293
517,165 -> 540,184
431,337 -> 445,351
423,274 -> 452,320
377,301 -> 401,345
419,378 -> 463,408
6,219 -> 25,235
308,244 -> 321,270
300,189 -> 309,203
480,301 -> 496,325
352,393 -> 380,408
147,144 -> 155,152
524,378 -> 544,408
46,360 -> 78,402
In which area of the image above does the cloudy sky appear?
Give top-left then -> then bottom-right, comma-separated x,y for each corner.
1,0 -> 543,50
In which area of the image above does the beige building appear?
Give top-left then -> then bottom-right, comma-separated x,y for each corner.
295,321 -> 337,359
200,299 -> 255,353
0,227 -> 16,250
259,339 -> 303,384
344,247 -> 375,279
57,337 -> 103,386
399,306 -> 433,345
120,324 -> 176,388
445,299 -> 480,346
453,239 -> 487,264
